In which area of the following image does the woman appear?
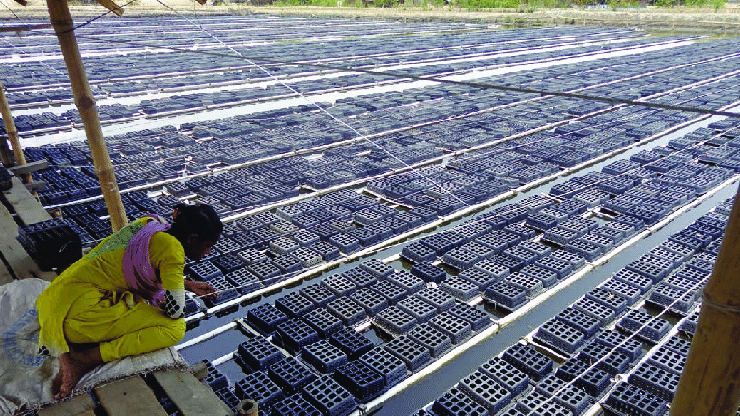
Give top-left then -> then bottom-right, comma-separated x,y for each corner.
36,203 -> 223,400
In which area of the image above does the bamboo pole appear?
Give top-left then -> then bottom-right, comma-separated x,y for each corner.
0,80 -> 32,183
670,183 -> 740,416
46,0 -> 127,232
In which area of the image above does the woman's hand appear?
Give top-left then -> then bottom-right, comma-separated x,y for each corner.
184,280 -> 217,301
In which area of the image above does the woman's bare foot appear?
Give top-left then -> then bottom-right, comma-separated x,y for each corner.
53,348 -> 103,401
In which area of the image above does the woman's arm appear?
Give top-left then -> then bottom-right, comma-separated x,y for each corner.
184,280 -> 217,301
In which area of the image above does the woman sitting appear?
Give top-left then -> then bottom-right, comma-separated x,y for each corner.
36,203 -> 222,400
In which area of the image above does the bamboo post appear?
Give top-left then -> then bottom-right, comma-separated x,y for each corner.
46,0 -> 127,231
0,80 -> 32,184
670,183 -> 740,416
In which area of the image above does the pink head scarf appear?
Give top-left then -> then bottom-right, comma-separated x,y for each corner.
122,215 -> 171,302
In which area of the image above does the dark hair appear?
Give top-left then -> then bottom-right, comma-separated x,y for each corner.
168,203 -> 223,242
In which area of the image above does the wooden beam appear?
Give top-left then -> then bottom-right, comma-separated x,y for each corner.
8,160 -> 49,176
45,0 -> 128,232
152,370 -> 233,416
671,184 -> 740,416
0,194 -> 55,281
38,393 -> 96,416
94,376 -> 167,416
3,177 -> 51,225
0,80 -> 31,184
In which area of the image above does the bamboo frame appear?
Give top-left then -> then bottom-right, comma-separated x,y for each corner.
671,183 -> 740,416
46,0 -> 127,232
0,81 -> 32,183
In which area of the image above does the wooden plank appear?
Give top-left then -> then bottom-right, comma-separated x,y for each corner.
3,177 -> 51,225
38,393 -> 96,416
0,259 -> 13,285
8,160 -> 49,176
152,370 -> 233,416
0,199 -> 56,282
94,376 -> 168,416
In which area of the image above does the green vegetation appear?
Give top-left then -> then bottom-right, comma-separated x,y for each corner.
268,0 -> 725,9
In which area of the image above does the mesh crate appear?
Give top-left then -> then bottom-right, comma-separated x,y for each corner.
402,241 -> 438,263
441,248 -> 481,270
186,261 -> 223,282
573,297 -> 616,326
416,288 -> 455,312
237,248 -> 269,265
431,312 -> 472,344
479,356 -> 529,395
235,371 -> 285,410
292,247 -> 323,269
322,274 -> 357,297
304,307 -> 344,338
432,387 -> 490,416
516,389 -> 566,416
246,260 -> 281,282
578,340 -> 631,375
272,393 -> 322,416
212,253 -> 246,274
268,356 -> 316,395
247,303 -> 288,335
663,335 -> 691,357
388,270 -> 426,294
533,318 -> 585,355
333,361 -> 385,402
504,273 -> 544,298
359,258 -> 395,279
302,339 -> 348,374
473,259 -> 512,281
213,387 -> 240,413
534,255 -> 574,280
647,346 -> 687,375
625,259 -> 670,283
237,336 -> 285,372
203,277 -> 240,308
412,262 -> 447,284
225,268 -> 262,295
384,334 -> 432,372
303,376 -> 357,416
375,305 -> 418,335
594,329 -> 643,361
448,303 -> 492,331
374,279 -> 408,304
309,240 -> 341,261
300,283 -> 337,307
409,322 -> 452,358
612,269 -> 653,293
459,268 -> 501,290
275,291 -> 315,318
556,307 -> 600,337
459,370 -> 511,414
502,343 -> 553,382
629,362 -> 681,401
329,327 -> 374,360
647,282 -> 699,313
565,239 -> 603,261
327,296 -> 367,327
603,382 -> 668,416
519,264 -> 558,288
341,267 -> 378,288
276,318 -> 319,353
359,346 -> 408,388
616,309 -> 671,344
484,282 -> 527,311
576,366 -> 611,397
535,373 -> 592,415
351,288 -> 389,316
599,278 -> 641,306
439,276 -> 481,302
329,233 -> 361,254
397,296 -> 439,323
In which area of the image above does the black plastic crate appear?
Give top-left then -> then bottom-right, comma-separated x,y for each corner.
534,255 -> 574,280
556,307 -> 601,337
629,362 -> 681,401
612,269 -> 653,293
502,343 -> 553,382
329,327 -> 374,360
16,220 -> 82,271
439,276 -> 481,302
416,287 -> 456,312
593,329 -> 643,361
333,361 -> 385,402
351,287 -> 389,316
578,340 -> 631,375
397,296 -> 439,323
272,393 -> 322,416
432,386 -> 490,416
304,307 -> 344,338
409,322 -> 452,358
586,287 -> 629,314
533,318 -> 585,355
341,267 -> 378,288
359,346 -> 408,388
303,376 -> 357,416
276,318 -> 320,353
441,248 -> 481,270
359,258 -> 395,279
234,370 -> 285,411
535,373 -> 592,415
663,335 -> 691,357
374,279 -> 408,305
473,259 -> 512,281
459,370 -> 511,414
388,270 -> 426,294
647,345 -> 687,374
647,282 -> 699,313
375,305 -> 418,335
268,356 -> 317,395
225,268 -> 262,295
458,268 -> 500,290
246,303 -> 289,335
479,356 -> 529,395
516,388 -> 570,416
448,303 -> 492,331
327,296 -> 367,327
484,281 -> 527,311
412,262 -> 447,284
576,364 -> 611,397
599,278 -> 641,306
519,264 -> 558,288
616,309 -> 671,344
302,339 -> 348,374
203,276 -> 240,308
504,273 -> 544,298
237,336 -> 285,371
431,312 -> 472,344
213,387 -> 240,413
246,259 -> 281,282
402,241 -> 438,263
625,259 -> 669,283
603,382 -> 668,416
384,334 -> 432,372
186,261 -> 224,282
573,297 -> 616,326
275,291 -> 315,318
300,283 -> 337,307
